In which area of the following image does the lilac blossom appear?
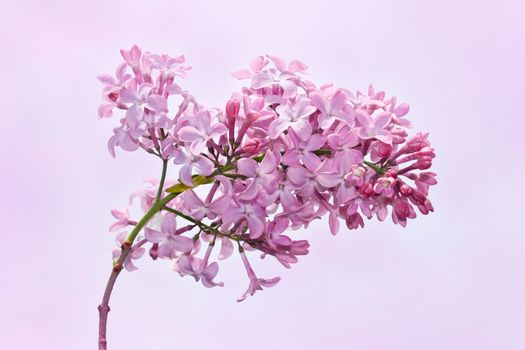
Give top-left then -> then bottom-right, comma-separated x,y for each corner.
108,208 -> 133,232
144,214 -> 194,259
310,89 -> 353,129
282,129 -> 326,166
172,148 -> 214,187
172,242 -> 224,288
268,99 -> 317,140
355,109 -> 393,144
237,250 -> 280,302
178,110 -> 227,155
182,189 -> 230,221
237,149 -> 279,201
98,46 -> 438,320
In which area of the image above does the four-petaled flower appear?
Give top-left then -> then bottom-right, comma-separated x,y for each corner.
355,109 -> 393,144
145,214 -> 194,259
182,189 -> 231,221
268,99 -> 317,140
237,149 -> 279,201
237,250 -> 280,302
172,148 -> 214,187
173,242 -> 224,288
178,110 -> 227,155
310,89 -> 353,129
223,202 -> 267,239
109,208 -> 132,232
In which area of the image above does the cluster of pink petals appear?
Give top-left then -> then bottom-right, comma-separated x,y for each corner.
100,46 -> 437,301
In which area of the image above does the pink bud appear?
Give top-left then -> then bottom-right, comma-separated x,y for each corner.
400,184 -> 412,197
407,132 -> 430,152
241,139 -> 262,155
345,213 -> 364,230
394,199 -> 415,220
359,183 -> 374,197
226,98 -> 241,117
385,169 -> 398,179
416,157 -> 433,170
377,142 -> 393,159
149,243 -> 159,260
410,189 -> 427,205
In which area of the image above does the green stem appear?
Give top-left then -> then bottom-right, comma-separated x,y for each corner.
155,158 -> 168,203
161,206 -> 260,245
124,193 -> 177,245
161,206 -> 222,236
363,160 -> 385,175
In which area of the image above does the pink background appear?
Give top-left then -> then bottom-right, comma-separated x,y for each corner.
1,0 -> 524,349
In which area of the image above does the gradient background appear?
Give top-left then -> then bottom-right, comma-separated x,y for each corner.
1,0 -> 524,349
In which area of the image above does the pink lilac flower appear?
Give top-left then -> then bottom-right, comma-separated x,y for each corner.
97,62 -> 131,118
385,97 -> 412,128
237,149 -> 279,201
108,208 -> 134,232
234,55 -> 308,103
119,84 -> 167,130
268,99 -> 317,140
310,89 -> 353,129
173,242 -> 224,288
223,202 -> 267,239
178,110 -> 227,155
231,55 -> 269,80
286,155 -> 341,196
182,189 -> 231,221
237,250 -> 280,302
355,109 -> 393,144
144,53 -> 190,79
144,214 -> 194,259
172,148 -> 214,187
326,129 -> 362,158
282,129 -> 326,166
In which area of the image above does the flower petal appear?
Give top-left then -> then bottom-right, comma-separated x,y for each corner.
218,237 -> 233,260
286,166 -> 309,186
145,228 -> 165,244
373,111 -> 392,130
178,126 -> 202,143
231,68 -> 253,79
237,158 -> 258,177
161,213 -> 178,236
145,95 -> 167,112
172,236 -> 194,253
267,118 -> 290,140
288,59 -> 308,73
193,156 -> 214,176
209,195 -> 231,216
247,216 -> 265,238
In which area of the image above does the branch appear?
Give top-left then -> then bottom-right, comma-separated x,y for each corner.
161,206 -> 261,246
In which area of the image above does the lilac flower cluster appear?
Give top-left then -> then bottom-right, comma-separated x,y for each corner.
99,46 -> 437,301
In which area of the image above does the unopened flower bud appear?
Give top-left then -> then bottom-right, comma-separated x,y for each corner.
149,243 -> 159,260
410,189 -> 427,205
226,98 -> 241,118
407,132 -> 430,152
399,184 -> 412,197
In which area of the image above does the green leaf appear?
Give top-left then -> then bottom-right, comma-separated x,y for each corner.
165,175 -> 214,193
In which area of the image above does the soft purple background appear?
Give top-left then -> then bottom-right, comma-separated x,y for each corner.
1,0 -> 524,349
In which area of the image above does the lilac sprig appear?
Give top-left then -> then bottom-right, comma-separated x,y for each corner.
97,45 -> 437,349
